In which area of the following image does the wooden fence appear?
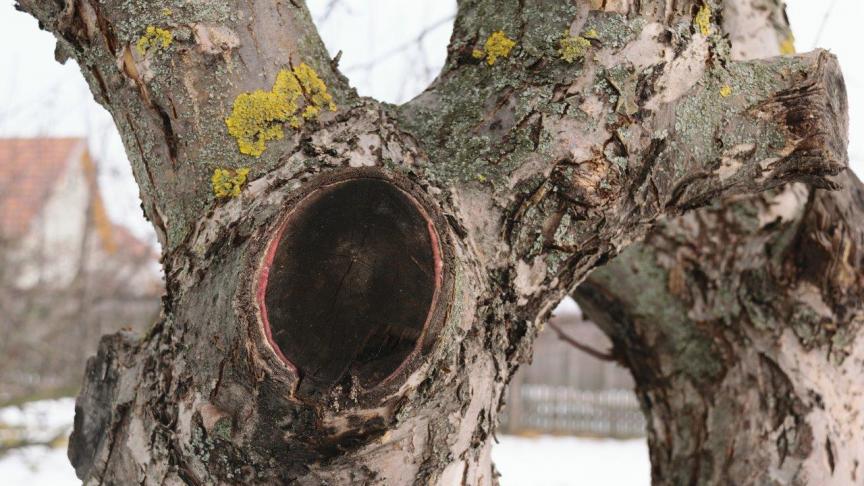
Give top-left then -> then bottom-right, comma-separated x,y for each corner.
498,310 -> 646,438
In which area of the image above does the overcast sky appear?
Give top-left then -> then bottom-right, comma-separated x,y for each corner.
0,0 -> 860,243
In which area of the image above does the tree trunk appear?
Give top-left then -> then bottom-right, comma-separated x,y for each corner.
575,1 -> 862,484
16,0 -> 849,484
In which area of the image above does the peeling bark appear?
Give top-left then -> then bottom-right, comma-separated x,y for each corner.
14,0 -> 851,484
578,175 -> 864,485
575,1 -> 862,484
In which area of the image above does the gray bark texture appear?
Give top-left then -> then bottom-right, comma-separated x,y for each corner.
575,1 -> 862,484
15,0 -> 851,484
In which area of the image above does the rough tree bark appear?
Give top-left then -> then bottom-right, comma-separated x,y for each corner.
575,0 -> 862,484
16,0 -> 849,484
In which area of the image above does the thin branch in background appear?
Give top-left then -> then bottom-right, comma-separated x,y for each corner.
811,0 -> 840,49
342,14 -> 455,73
314,0 -> 350,25
546,319 -> 616,362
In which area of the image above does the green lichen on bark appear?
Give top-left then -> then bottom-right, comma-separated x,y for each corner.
581,12 -> 644,50
666,57 -> 819,191
584,244 -> 727,384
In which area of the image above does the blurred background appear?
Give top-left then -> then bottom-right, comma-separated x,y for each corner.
0,1 -> 860,484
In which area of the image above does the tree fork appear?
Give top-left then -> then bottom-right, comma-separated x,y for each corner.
15,0 -> 850,483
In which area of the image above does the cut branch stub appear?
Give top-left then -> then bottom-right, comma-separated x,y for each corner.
256,169 -> 448,401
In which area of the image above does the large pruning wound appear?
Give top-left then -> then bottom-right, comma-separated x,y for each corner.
257,176 -> 444,400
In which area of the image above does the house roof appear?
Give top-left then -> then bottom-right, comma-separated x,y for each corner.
0,137 -> 162,295
0,137 -> 87,239
0,137 -> 156,259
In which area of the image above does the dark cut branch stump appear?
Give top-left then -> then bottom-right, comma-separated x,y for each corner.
256,169 -> 450,402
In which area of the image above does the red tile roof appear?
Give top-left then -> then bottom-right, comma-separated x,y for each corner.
0,137 -> 158,263
0,137 -> 87,239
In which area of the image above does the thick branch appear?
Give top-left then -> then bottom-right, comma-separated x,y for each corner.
573,1 -> 861,483
16,0 -> 350,248
404,1 -> 847,322
576,175 -> 864,484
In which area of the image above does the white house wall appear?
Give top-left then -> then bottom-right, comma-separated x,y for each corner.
14,144 -> 89,289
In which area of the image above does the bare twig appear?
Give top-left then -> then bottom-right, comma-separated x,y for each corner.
546,319 -> 616,362
314,0 -> 348,25
811,0 -> 840,49
341,14 -> 455,73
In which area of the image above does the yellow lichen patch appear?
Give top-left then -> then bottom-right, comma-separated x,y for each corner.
225,63 -> 337,156
474,31 -> 516,66
559,32 -> 592,63
161,7 -> 172,16
212,167 -> 250,198
719,85 -> 732,97
779,33 -> 796,55
582,28 -> 600,40
292,63 -> 337,116
136,26 -> 173,56
694,4 -> 712,36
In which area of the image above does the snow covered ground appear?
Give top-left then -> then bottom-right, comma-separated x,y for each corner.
493,435 -> 650,486
0,445 -> 80,486
0,398 -> 78,486
0,398 -> 649,486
